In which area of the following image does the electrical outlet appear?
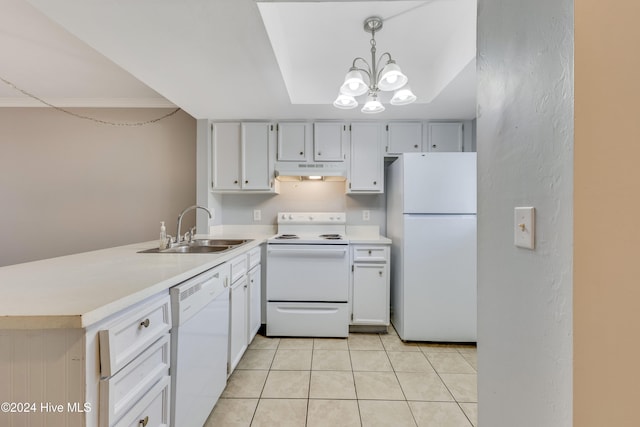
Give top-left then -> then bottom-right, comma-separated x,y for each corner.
362,210 -> 370,221
253,209 -> 261,221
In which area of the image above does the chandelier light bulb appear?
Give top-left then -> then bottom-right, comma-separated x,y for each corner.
378,62 -> 408,91
361,94 -> 385,114
390,85 -> 417,106
340,69 -> 368,96
333,93 -> 358,109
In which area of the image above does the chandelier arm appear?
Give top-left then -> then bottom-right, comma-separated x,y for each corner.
375,52 -> 394,82
351,57 -> 373,81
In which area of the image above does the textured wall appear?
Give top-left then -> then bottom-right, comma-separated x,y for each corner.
574,1 -> 640,425
477,0 -> 573,425
0,108 -> 196,266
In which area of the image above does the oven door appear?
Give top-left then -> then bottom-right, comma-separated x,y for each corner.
267,244 -> 349,301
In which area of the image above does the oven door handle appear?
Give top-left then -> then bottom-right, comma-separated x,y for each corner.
267,247 -> 347,258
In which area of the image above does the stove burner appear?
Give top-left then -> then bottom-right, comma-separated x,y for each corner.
319,234 -> 343,240
275,234 -> 299,240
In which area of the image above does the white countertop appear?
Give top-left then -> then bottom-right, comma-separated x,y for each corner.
0,226 -> 390,330
0,235 -> 270,330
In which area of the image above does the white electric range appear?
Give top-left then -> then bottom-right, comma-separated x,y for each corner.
266,212 -> 350,337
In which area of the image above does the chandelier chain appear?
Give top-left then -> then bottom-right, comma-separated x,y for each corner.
0,76 -> 181,127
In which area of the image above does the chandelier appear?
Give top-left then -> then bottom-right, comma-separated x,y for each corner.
333,16 -> 416,114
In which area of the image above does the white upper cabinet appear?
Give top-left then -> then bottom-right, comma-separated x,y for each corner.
386,122 -> 423,154
427,122 -> 464,152
242,123 -> 276,190
313,122 -> 347,161
277,122 -> 309,161
211,122 -> 276,192
347,123 -> 383,194
211,122 -> 242,191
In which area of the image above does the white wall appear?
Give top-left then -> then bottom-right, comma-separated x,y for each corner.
477,0 -> 573,426
0,108 -> 196,267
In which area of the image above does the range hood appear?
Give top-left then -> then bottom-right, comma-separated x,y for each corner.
275,161 -> 347,181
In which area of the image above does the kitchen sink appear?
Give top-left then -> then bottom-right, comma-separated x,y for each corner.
189,239 -> 250,247
138,239 -> 252,254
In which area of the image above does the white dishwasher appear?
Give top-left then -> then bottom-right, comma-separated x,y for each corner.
170,263 -> 229,427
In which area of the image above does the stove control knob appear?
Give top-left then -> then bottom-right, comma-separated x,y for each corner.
309,216 -> 314,221
281,214 -> 286,220
288,214 -> 293,220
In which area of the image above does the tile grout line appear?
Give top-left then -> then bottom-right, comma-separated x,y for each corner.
420,345 -> 476,427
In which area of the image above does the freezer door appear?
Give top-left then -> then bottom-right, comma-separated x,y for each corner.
403,153 -> 476,214
401,214 -> 477,342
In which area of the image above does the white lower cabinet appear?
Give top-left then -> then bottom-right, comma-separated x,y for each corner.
350,245 -> 390,326
98,293 -> 172,427
228,274 -> 248,374
248,263 -> 261,343
228,246 -> 262,375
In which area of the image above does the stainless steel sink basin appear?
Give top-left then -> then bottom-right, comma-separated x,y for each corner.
138,239 -> 252,254
162,245 -> 230,253
189,239 -> 250,247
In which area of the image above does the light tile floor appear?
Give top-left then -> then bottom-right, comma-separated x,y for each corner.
205,327 -> 477,427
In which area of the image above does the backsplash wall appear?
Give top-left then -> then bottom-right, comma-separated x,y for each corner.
219,180 -> 387,235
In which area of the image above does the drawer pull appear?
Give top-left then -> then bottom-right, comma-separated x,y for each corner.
379,271 -> 383,276
368,250 -> 372,255
139,416 -> 149,426
139,319 -> 150,328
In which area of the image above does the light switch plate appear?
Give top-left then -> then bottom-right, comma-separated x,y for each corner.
514,207 -> 535,249
362,210 -> 370,221
253,209 -> 261,221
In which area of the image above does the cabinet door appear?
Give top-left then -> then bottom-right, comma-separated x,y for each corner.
277,122 -> 308,161
211,123 -> 242,190
386,122 -> 423,154
313,122 -> 346,161
348,123 -> 383,193
428,122 -> 464,152
248,265 -> 261,344
242,123 -> 274,190
352,263 -> 388,325
228,276 -> 248,374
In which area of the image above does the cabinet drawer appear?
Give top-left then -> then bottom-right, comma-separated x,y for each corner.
100,335 -> 170,426
353,246 -> 389,263
230,254 -> 247,284
99,293 -> 171,377
247,246 -> 261,270
114,375 -> 170,427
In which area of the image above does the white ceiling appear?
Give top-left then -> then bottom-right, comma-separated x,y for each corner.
1,0 -> 476,120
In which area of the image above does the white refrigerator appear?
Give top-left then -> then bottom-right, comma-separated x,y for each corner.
386,152 -> 477,342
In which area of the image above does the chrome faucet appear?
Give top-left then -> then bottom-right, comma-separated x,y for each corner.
174,205 -> 212,245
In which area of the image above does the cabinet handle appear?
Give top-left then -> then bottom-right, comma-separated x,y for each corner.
140,319 -> 150,328
139,416 -> 149,427
245,180 -> 249,184
234,180 -> 238,184
299,151 -> 304,156
414,144 -> 419,148
244,284 -> 248,289
432,144 -> 437,148
368,250 -> 372,255
317,152 -> 322,156
379,271 -> 383,276
373,181 -> 377,185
